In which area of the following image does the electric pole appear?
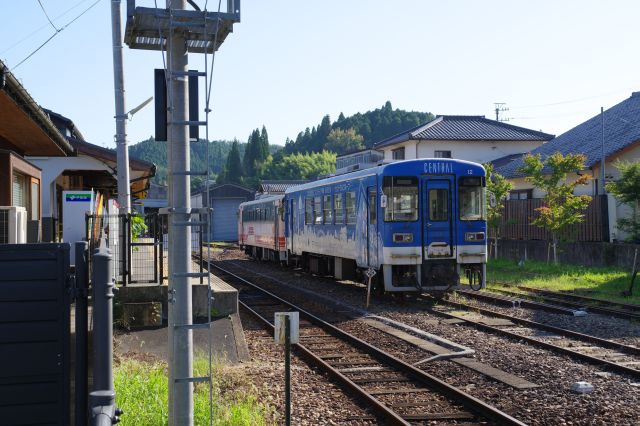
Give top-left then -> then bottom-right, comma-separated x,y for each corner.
167,2 -> 193,424
111,0 -> 131,214
494,102 -> 509,122
123,2 -> 240,424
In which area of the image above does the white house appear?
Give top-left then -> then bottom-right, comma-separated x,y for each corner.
373,115 -> 553,165
26,110 -> 155,242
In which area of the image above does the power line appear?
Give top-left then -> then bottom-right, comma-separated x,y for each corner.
509,87 -> 634,110
1,0 -> 94,56
11,0 -> 102,71
37,0 -> 61,32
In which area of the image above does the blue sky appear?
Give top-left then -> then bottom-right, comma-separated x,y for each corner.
2,0 -> 639,148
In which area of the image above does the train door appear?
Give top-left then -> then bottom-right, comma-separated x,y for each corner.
366,187 -> 378,267
423,177 -> 454,259
289,198 -> 297,254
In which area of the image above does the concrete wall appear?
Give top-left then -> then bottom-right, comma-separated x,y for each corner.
496,239 -> 640,269
381,139 -> 543,164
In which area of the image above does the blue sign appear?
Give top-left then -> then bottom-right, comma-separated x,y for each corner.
65,193 -> 91,202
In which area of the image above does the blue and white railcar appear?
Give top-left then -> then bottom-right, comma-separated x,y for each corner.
284,158 -> 487,292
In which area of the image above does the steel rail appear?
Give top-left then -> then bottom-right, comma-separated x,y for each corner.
485,287 -> 640,321
205,260 -> 527,426
513,286 -> 640,319
456,288 -> 578,315
238,299 -> 410,425
426,297 -> 640,379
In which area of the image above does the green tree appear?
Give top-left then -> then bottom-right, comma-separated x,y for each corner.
262,151 -> 336,180
519,152 -> 592,264
220,140 -> 243,184
259,125 -> 270,160
606,160 -> 640,242
484,163 -> 512,259
325,128 -> 365,155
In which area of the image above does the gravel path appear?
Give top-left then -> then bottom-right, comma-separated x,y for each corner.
211,250 -> 640,425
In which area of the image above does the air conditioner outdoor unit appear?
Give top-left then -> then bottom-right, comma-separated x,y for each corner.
0,206 -> 27,244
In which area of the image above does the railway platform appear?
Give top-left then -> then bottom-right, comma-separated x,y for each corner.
114,259 -> 248,363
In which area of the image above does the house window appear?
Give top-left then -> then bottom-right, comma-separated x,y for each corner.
12,173 -> 27,208
30,179 -> 39,221
510,189 -> 532,200
392,147 -> 405,160
434,150 -> 451,158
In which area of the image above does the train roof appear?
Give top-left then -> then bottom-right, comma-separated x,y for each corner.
239,194 -> 284,208
285,158 -> 485,194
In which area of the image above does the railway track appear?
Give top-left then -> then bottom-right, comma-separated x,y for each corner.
454,288 -> 579,316
429,295 -> 640,379
489,284 -> 640,321
200,258 -> 525,425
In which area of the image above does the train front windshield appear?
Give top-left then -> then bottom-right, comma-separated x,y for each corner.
383,176 -> 418,222
459,177 -> 486,221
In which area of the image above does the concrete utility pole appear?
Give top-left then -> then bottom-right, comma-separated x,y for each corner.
166,1 -> 194,424
111,0 -> 131,214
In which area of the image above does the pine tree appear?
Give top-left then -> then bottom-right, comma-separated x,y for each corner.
316,115 -> 332,152
224,140 -> 243,184
259,126 -> 269,160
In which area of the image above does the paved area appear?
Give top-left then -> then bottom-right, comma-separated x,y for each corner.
115,313 -> 249,364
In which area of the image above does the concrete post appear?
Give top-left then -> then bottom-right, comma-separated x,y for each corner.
92,243 -> 114,392
111,0 -> 131,214
166,1 -> 194,424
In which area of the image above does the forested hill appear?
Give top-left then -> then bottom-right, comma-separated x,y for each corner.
129,137 -> 246,185
283,101 -> 434,154
128,101 -> 434,186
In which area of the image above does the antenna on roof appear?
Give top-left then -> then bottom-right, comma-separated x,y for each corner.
494,102 -> 510,122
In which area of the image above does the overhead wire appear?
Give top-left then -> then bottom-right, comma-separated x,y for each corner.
37,0 -> 61,32
1,0 -> 94,56
11,0 -> 103,71
509,87 -> 634,110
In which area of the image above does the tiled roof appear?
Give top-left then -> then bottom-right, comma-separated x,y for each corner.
496,92 -> 640,179
258,180 -> 307,194
373,115 -> 554,148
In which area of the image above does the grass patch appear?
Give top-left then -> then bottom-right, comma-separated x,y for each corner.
486,258 -> 640,305
114,355 -> 272,425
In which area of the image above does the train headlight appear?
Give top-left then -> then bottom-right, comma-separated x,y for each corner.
393,233 -> 414,243
465,232 -> 485,242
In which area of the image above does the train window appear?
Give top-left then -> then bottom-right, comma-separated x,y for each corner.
334,193 -> 345,224
460,183 -> 485,221
369,191 -> 377,224
346,192 -> 356,224
305,198 -> 313,224
323,195 -> 333,224
314,197 -> 322,224
383,176 -> 418,222
428,189 -> 449,221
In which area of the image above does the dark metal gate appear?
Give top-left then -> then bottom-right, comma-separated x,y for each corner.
86,213 -> 165,285
0,243 -> 71,425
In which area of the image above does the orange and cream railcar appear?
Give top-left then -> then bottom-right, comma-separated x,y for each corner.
238,195 -> 287,261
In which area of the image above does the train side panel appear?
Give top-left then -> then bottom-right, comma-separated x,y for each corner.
238,196 -> 286,261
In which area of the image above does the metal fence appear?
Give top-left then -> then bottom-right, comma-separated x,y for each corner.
86,212 -> 206,286
489,194 -> 610,242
